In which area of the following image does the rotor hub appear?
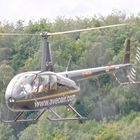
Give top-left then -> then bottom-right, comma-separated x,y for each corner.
40,32 -> 49,38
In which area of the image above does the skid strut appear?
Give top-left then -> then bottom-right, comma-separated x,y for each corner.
47,104 -> 87,121
1,110 -> 46,123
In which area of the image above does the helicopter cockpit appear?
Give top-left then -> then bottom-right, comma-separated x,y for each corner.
5,72 -> 37,101
5,71 -> 79,102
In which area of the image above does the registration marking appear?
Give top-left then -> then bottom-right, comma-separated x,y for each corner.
16,89 -> 80,103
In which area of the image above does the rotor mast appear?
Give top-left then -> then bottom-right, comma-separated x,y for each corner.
41,33 -> 53,71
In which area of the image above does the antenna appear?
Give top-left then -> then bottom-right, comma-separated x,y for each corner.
65,55 -> 72,72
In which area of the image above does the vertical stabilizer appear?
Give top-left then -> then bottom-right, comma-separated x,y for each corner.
123,39 -> 130,64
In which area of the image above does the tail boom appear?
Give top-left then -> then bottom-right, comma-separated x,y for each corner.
60,63 -> 132,81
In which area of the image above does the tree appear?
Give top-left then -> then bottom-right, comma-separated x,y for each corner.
0,124 -> 15,140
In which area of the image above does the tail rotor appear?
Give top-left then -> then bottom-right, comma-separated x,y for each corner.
127,46 -> 140,83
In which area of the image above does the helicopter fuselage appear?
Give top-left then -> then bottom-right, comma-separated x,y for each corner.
5,63 -> 132,112
5,71 -> 80,111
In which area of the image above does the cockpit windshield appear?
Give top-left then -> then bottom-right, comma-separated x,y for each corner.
5,71 -> 77,101
8,73 -> 36,99
6,72 -> 58,100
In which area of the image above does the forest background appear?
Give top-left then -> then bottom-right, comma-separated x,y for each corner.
0,11 -> 140,140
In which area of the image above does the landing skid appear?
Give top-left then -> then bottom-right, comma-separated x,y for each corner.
1,104 -> 87,123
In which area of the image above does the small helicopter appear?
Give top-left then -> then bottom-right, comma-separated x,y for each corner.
0,24 -> 138,123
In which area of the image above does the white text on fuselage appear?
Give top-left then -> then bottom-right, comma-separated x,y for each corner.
35,95 -> 75,108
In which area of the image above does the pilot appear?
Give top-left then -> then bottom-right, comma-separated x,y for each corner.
32,77 -> 48,93
32,78 -> 40,93
20,82 -> 32,98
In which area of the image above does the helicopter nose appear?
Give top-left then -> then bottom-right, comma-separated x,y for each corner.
5,84 -> 26,104
5,75 -> 22,110
5,88 -> 15,110
5,87 -> 12,102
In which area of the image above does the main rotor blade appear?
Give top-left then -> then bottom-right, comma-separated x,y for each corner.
47,23 -> 126,36
0,23 -> 126,36
0,33 -> 40,36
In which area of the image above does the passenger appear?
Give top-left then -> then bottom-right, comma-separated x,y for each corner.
32,77 -> 48,93
32,78 -> 40,93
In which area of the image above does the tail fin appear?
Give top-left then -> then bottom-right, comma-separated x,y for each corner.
122,39 -> 131,82
114,39 -> 140,85
123,39 -> 130,64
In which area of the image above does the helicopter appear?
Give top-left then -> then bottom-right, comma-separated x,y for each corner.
0,23 -> 138,123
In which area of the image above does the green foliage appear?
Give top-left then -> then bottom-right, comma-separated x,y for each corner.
0,11 -> 140,139
18,112 -> 140,140
19,125 -> 38,140
95,112 -> 140,140
0,124 -> 15,140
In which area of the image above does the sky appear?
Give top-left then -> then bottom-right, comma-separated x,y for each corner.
0,0 -> 140,23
